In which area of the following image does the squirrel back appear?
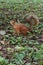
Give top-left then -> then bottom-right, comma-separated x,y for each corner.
24,13 -> 39,27
10,20 -> 32,36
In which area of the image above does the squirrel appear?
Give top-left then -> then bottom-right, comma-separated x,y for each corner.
24,13 -> 39,27
10,20 -> 32,36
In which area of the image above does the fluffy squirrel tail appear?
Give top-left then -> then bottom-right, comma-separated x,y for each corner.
24,13 -> 39,27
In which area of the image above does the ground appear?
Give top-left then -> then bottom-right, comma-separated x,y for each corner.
0,0 -> 43,65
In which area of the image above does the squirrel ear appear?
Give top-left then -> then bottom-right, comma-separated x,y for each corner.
10,20 -> 15,25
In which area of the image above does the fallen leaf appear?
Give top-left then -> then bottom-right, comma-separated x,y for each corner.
0,46 -> 2,50
0,30 -> 6,35
38,39 -> 43,42
0,40 -> 5,44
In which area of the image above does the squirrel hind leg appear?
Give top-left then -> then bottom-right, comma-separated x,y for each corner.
21,31 -> 27,36
16,30 -> 21,36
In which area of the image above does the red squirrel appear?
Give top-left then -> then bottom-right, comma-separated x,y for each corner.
10,20 -> 32,36
24,13 -> 39,27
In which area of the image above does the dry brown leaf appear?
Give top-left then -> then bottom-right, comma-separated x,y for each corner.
0,40 -> 5,44
38,39 -> 43,42
0,46 -> 2,50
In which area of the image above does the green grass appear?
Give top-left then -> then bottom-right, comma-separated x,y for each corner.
0,0 -> 43,3
0,0 -> 43,65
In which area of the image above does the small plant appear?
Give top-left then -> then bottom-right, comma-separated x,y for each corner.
0,56 -> 8,65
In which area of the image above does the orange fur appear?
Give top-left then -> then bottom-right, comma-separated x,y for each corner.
10,20 -> 32,36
